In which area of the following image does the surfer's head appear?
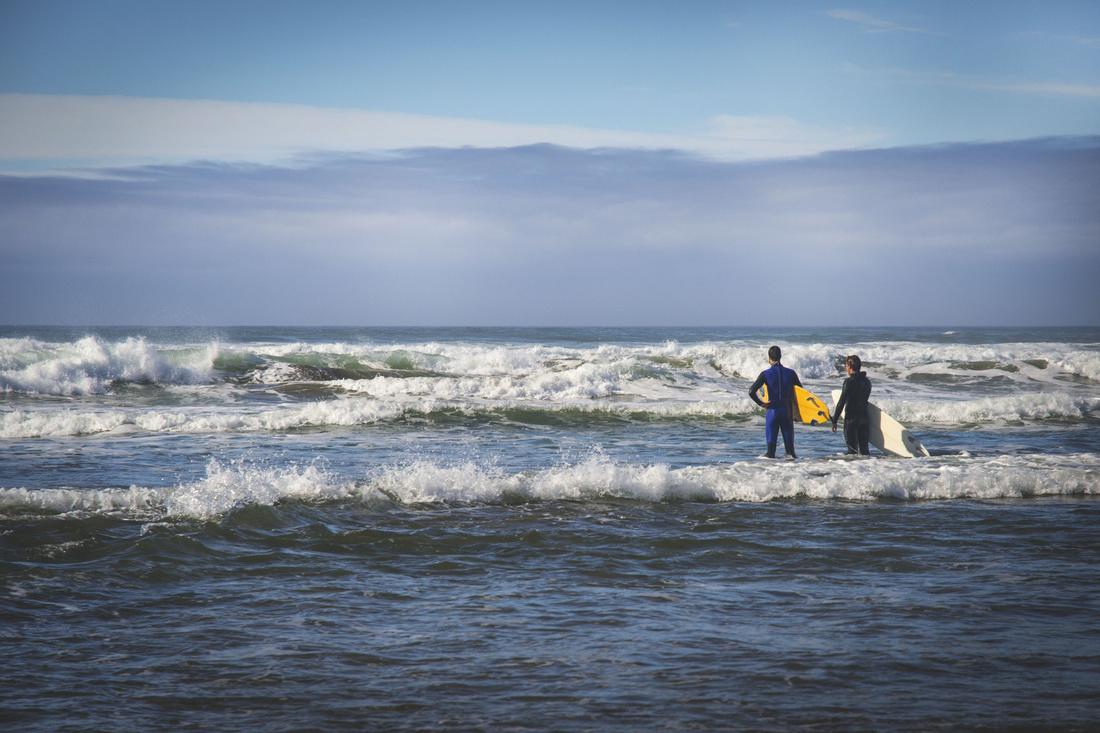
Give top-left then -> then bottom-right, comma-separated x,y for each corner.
768,345 -> 781,363
845,354 -> 862,373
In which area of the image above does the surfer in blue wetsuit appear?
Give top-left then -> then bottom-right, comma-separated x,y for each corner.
749,345 -> 802,459
832,354 -> 872,455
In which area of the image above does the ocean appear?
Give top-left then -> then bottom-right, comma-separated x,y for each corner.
2,326 -> 1099,731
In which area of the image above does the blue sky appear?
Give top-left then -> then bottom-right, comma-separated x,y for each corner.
1,1 -> 1098,324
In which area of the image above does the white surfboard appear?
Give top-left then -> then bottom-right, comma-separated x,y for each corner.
831,389 -> 930,458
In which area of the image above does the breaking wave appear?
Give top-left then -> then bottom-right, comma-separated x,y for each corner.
2,453 -> 1097,521
0,399 -> 760,438
877,393 -> 1099,424
0,336 -> 217,395
2,390 -> 1095,438
3,336 -> 1099,398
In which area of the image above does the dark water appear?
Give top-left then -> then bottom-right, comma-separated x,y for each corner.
3,327 -> 1099,730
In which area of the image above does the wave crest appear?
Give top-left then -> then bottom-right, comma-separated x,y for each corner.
372,453 -> 1100,505
2,454 -> 1097,521
4,336 -> 1099,398
0,336 -> 216,395
879,393 -> 1098,424
2,389 -> 1094,438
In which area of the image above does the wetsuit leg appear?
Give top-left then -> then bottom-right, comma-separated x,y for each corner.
765,409 -> 780,458
843,421 -> 860,454
845,420 -> 870,455
779,415 -> 795,457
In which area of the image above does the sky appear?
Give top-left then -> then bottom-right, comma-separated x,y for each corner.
1,0 -> 1098,325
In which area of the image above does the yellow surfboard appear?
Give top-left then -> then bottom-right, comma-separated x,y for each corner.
759,384 -> 832,426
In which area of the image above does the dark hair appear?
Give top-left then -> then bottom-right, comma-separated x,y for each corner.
768,345 -> 781,362
846,354 -> 862,371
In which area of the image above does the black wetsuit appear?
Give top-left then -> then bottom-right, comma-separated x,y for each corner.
833,371 -> 872,455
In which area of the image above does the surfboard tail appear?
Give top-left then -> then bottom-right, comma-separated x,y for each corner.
761,385 -> 832,426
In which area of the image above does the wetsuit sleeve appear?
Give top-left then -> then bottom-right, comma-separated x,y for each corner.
833,378 -> 849,427
749,371 -> 767,407
793,371 -> 803,388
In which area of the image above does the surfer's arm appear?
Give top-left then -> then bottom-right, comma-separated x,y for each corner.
749,372 -> 768,407
832,379 -> 849,428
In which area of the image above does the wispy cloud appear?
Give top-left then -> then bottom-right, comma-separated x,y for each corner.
973,79 -> 1100,98
826,9 -> 935,35
1017,31 -> 1100,50
848,64 -> 1100,98
0,94 -> 883,173
1070,34 -> 1100,50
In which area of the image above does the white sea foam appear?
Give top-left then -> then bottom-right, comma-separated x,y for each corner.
0,460 -> 357,521
2,336 -> 1098,398
3,336 -> 1098,441
0,336 -> 217,395
2,453 -> 1097,521
369,453 -> 1100,504
161,460 -> 355,519
2,386 -> 1094,438
1052,352 -> 1100,383
334,362 -> 627,401
0,399 -> 414,438
223,339 -> 1100,393
0,409 -> 131,438
877,393 -> 1098,424
382,339 -> 1100,383
0,484 -> 163,517
0,395 -> 761,438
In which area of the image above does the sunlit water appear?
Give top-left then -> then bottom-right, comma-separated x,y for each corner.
3,327 -> 1099,730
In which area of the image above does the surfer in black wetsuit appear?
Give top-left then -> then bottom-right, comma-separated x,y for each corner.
749,345 -> 802,459
832,354 -> 871,455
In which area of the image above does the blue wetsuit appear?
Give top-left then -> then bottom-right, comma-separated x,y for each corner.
749,362 -> 802,458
